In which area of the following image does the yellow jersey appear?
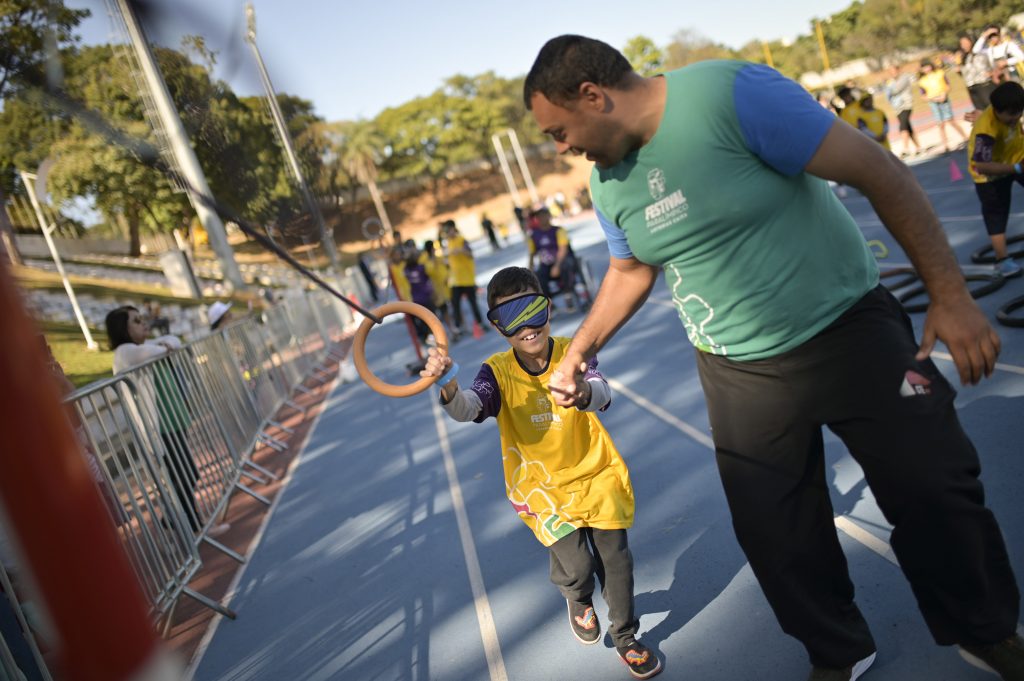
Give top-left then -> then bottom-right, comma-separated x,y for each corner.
389,262 -> 410,301
446,235 -> 476,287
968,106 -> 1024,183
838,102 -> 861,128
472,337 -> 635,546
856,108 -> 891,149
420,251 -> 450,304
918,71 -> 950,100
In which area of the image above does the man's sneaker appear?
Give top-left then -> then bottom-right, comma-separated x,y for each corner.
959,633 -> 1024,679
808,652 -> 876,681
996,258 -> 1023,278
616,641 -> 662,679
566,600 -> 600,644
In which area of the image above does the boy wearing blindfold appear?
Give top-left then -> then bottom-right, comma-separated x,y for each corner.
420,266 -> 662,679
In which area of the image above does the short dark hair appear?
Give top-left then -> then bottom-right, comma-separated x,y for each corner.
486,267 -> 543,308
105,305 -> 138,350
990,81 -> 1024,113
524,34 -> 633,109
836,86 -> 853,100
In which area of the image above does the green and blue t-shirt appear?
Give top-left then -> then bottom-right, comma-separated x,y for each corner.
592,60 -> 878,360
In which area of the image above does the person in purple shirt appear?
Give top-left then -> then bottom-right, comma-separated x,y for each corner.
403,246 -> 436,344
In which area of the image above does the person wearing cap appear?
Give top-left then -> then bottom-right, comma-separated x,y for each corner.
208,301 -> 233,331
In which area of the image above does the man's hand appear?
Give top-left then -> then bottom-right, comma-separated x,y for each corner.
916,294 -> 1000,385
549,359 -> 589,408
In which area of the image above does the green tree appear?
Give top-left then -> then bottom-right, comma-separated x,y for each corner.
622,35 -> 665,77
41,45 -> 190,255
0,0 -> 88,263
443,71 -> 525,165
0,0 -> 88,98
375,92 -> 457,200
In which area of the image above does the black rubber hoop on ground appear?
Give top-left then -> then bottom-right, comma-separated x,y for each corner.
996,294 -> 1024,327
879,267 -> 920,291
898,272 -> 1006,313
970,233 -> 1024,264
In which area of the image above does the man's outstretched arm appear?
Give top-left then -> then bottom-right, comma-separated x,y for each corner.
805,119 -> 1000,384
549,255 -> 659,406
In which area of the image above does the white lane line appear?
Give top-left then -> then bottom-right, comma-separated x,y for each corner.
605,377 -> 715,450
431,399 -> 508,681
834,516 -> 899,567
930,350 -> 1024,376
609,373 -> 902,568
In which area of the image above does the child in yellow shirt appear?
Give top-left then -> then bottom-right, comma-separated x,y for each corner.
421,266 -> 662,680
968,81 -> 1024,277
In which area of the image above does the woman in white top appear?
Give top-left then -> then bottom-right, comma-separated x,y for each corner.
105,306 -> 228,536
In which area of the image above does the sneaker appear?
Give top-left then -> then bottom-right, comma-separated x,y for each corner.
808,652 -> 876,681
959,633 -> 1024,679
996,258 -> 1023,278
616,640 -> 662,679
566,600 -> 600,644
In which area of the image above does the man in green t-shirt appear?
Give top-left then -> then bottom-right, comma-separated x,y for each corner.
526,34 -> 1021,681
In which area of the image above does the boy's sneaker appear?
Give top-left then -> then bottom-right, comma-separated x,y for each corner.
808,652 -> 876,681
616,641 -> 662,679
959,633 -> 1024,679
566,600 -> 600,644
996,258 -> 1023,278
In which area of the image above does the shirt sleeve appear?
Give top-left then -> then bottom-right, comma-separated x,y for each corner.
580,356 -> 611,412
556,228 -> 569,248
733,63 -> 837,176
595,206 -> 633,259
972,134 -> 996,163
469,363 -> 501,423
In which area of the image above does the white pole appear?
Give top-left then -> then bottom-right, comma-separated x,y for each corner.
491,133 -> 522,208
20,170 -> 99,350
506,129 -> 540,207
113,0 -> 245,291
366,178 -> 394,237
244,2 -> 340,271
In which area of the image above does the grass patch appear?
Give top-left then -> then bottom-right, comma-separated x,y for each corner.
41,320 -> 114,388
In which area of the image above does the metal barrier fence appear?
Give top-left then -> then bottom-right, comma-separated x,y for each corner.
33,290 -> 355,652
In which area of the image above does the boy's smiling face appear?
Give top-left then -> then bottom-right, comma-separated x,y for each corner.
495,289 -> 551,359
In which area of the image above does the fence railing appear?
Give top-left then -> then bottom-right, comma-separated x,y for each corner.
0,288 -> 360,679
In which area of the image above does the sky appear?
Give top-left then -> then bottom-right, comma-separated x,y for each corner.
66,0 -> 853,122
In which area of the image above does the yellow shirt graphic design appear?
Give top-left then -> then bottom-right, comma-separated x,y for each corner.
483,338 -> 634,546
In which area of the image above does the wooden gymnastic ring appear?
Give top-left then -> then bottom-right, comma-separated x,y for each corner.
352,302 -> 448,397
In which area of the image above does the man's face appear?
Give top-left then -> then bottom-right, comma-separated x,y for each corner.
529,90 -> 627,168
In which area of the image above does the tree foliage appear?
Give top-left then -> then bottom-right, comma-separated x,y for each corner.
0,0 -> 89,99
622,35 -> 665,77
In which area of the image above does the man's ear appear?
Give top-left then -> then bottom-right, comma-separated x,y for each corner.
578,82 -> 606,110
